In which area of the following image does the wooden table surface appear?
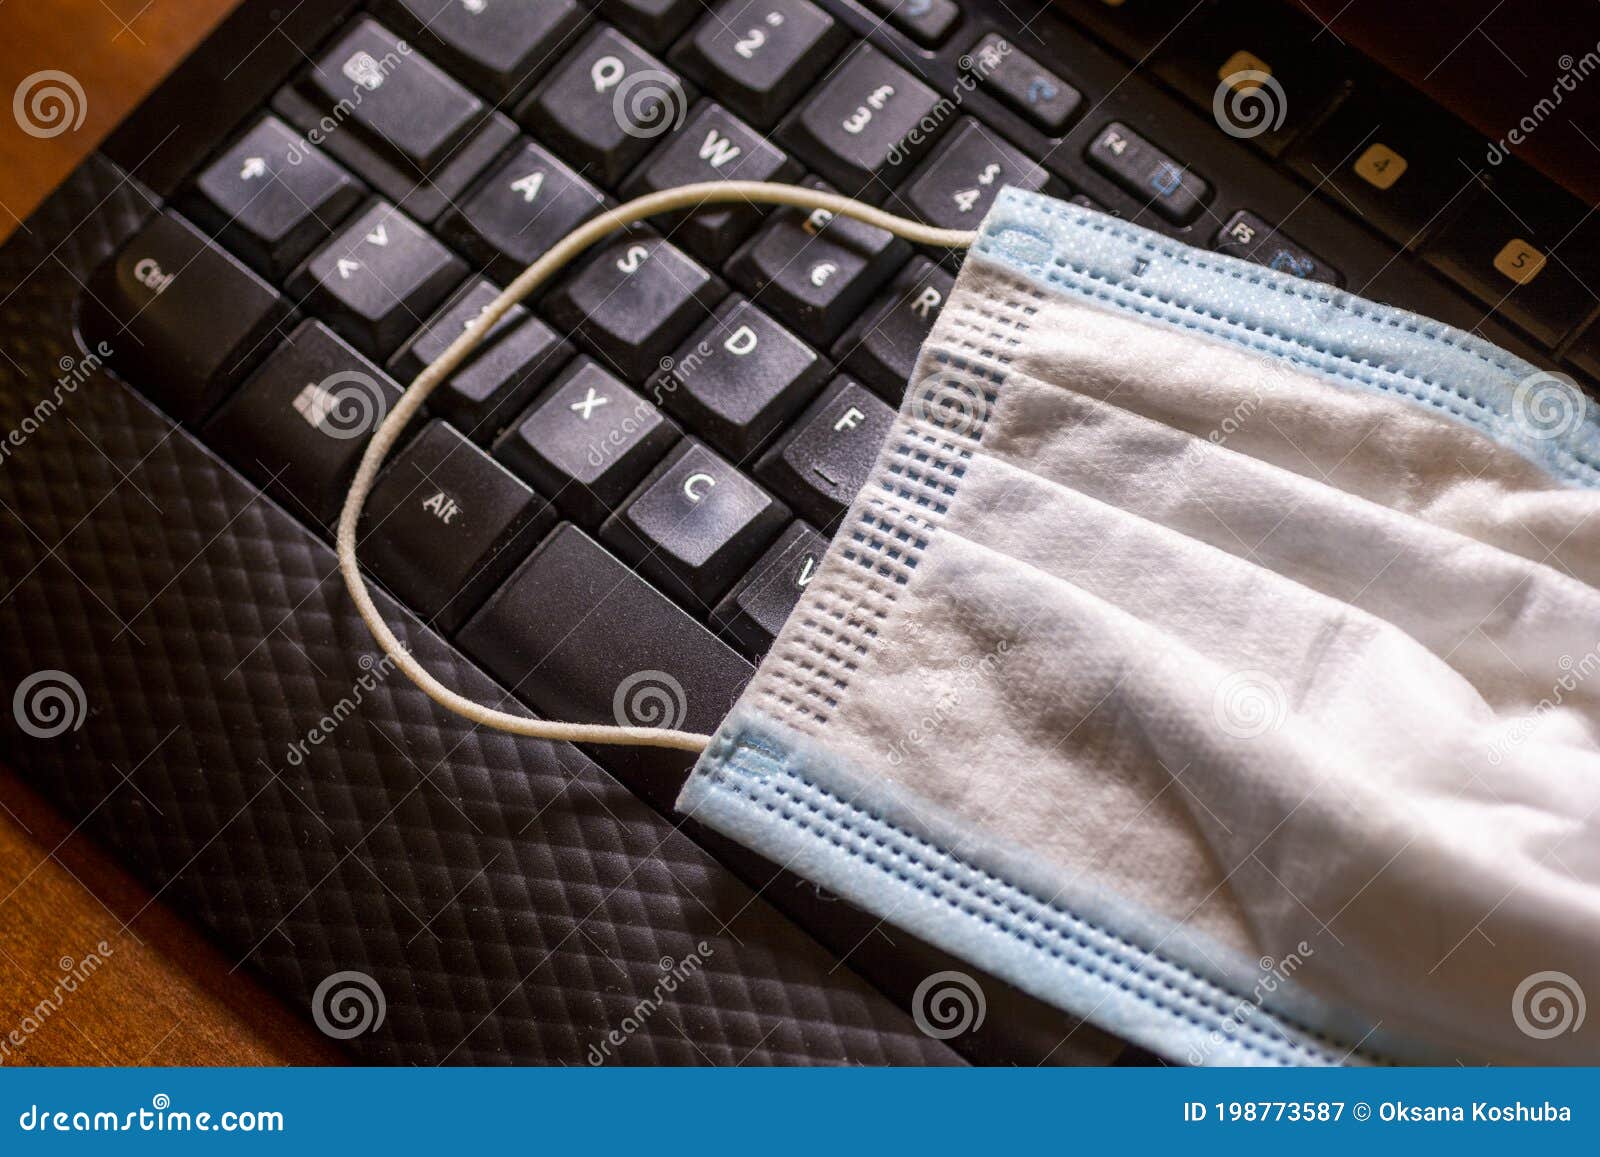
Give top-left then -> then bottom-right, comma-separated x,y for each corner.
0,0 -> 340,1066
0,0 -> 235,243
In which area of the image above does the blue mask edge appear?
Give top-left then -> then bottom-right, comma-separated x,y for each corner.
679,707 -> 1473,1067
677,186 -> 1553,1066
977,187 -> 1600,489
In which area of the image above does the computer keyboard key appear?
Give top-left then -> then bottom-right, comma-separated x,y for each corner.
544,231 -> 726,384
387,279 -> 573,444
602,441 -> 790,609
203,319 -> 405,528
968,33 -> 1082,134
864,0 -> 961,46
712,520 -> 827,655
292,201 -> 467,360
1422,174 -> 1600,349
620,103 -> 804,264
1212,210 -> 1341,285
899,118 -> 1049,232
186,116 -> 363,280
655,297 -> 831,459
756,377 -> 896,528
458,523 -> 754,798
84,209 -> 288,422
517,26 -> 697,188
834,257 -> 953,402
377,0 -> 589,99
601,0 -> 701,50
1565,323 -> 1600,385
1151,0 -> 1349,156
308,18 -> 484,174
493,358 -> 679,528
1284,83 -> 1481,248
781,44 -> 947,199
359,420 -> 557,632
671,0 -> 848,129
728,178 -> 912,345
439,139 -> 608,287
1086,122 -> 1211,225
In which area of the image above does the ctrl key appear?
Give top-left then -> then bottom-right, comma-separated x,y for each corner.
358,420 -> 556,632
84,209 -> 288,422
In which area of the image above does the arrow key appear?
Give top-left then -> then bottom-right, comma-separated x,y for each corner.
601,440 -> 789,611
185,115 -> 363,280
291,200 -> 467,359
712,520 -> 827,656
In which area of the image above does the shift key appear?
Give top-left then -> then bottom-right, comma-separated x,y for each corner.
458,523 -> 753,803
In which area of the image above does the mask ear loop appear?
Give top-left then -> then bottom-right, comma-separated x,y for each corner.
337,180 -> 977,753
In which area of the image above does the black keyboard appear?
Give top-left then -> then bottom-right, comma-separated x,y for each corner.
83,0 -> 1598,829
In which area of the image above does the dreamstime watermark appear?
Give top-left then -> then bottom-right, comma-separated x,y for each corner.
291,369 -> 391,440
311,970 -> 386,1039
1,343 -> 113,468
1486,641 -> 1600,765
13,70 -> 87,139
1186,942 -> 1314,1064
12,669 -> 87,739
587,944 -> 714,1064
1510,370 -> 1587,442
17,1094 -> 283,1134
907,369 -> 991,440
1212,669 -> 1289,740
911,970 -> 987,1040
284,42 -> 412,164
606,66 -> 689,140
884,640 -> 1011,767
582,376 -> 668,473
283,651 -> 401,767
1486,41 -> 1600,164
612,669 -> 688,731
0,941 -> 115,1065
1512,970 -> 1586,1040
1212,70 -> 1287,139
883,40 -> 1012,168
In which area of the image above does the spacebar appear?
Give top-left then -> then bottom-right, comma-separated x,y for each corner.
456,523 -> 753,809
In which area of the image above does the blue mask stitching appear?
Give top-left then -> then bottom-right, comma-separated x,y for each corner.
697,734 -> 1376,1066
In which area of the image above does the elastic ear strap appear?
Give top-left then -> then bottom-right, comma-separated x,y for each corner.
336,181 -> 977,753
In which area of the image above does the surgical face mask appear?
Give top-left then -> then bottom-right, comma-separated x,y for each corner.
341,184 -> 1600,1066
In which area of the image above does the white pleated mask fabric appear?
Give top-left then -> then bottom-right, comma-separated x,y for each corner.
677,188 -> 1600,1066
